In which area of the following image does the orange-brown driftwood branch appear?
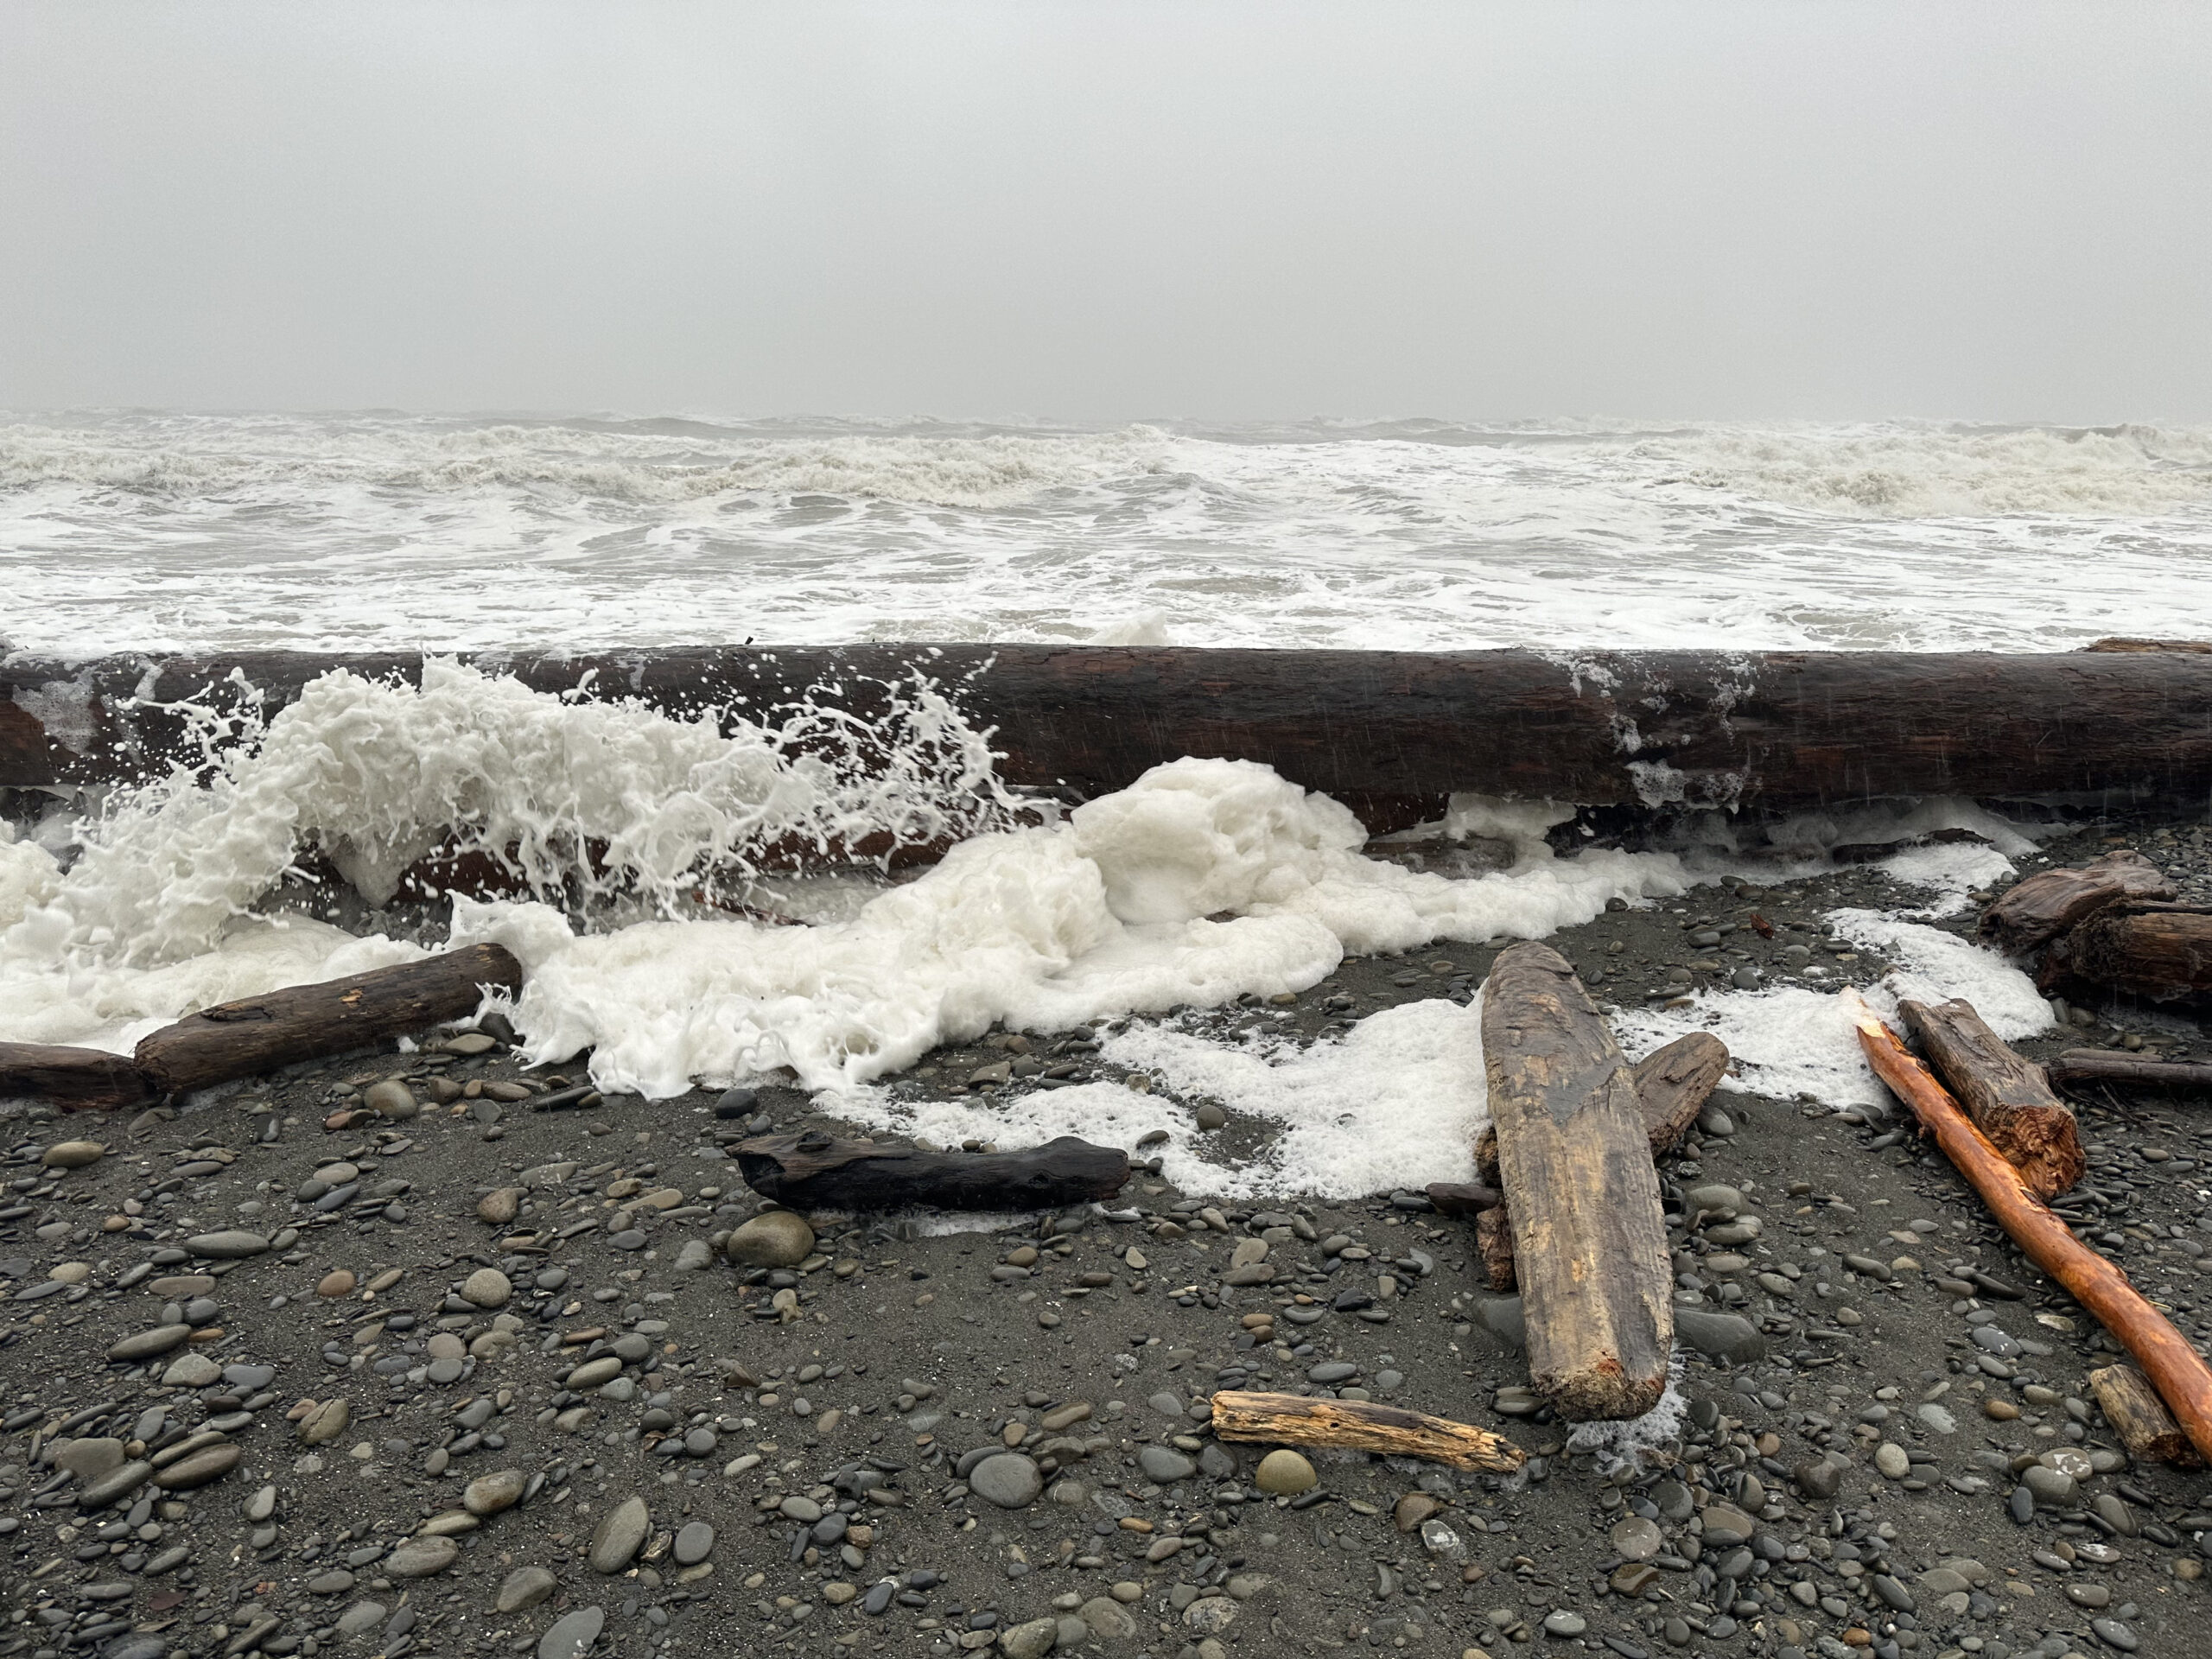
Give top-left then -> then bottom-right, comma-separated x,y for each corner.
1208,1390 -> 1525,1473
1850,992 -> 2212,1464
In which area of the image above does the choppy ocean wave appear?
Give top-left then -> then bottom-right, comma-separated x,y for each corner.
3,411 -> 2209,654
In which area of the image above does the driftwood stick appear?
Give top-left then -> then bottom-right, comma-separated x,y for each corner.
134,945 -> 524,1095
2046,1050 -> 2212,1096
1978,849 -> 2174,957
2088,1363 -> 2203,1468
1900,998 -> 2083,1199
1483,943 -> 1673,1421
0,1044 -> 159,1111
1851,993 -> 2212,1464
1208,1389 -> 1525,1473
734,1130 -> 1128,1211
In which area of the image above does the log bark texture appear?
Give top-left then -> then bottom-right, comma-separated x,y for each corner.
1481,942 -> 1673,1421
0,1044 -> 158,1110
1475,1032 -> 1731,1187
1474,1206 -> 1518,1294
1978,850 -> 2175,957
2046,1051 -> 2212,1096
733,1130 -> 1128,1211
1899,998 -> 2083,1199
2047,903 -> 2212,1002
1852,995 -> 2212,1465
1208,1389 -> 1525,1473
2088,1363 -> 2203,1467
14,647 -> 2212,812
133,945 -> 524,1095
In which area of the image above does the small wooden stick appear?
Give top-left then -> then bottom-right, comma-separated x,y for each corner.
2088,1363 -> 2204,1468
1209,1389 -> 1525,1473
1849,992 -> 2212,1465
734,1130 -> 1128,1211
2047,1051 -> 2212,1095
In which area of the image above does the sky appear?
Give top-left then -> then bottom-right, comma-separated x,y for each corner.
1,2 -> 2207,423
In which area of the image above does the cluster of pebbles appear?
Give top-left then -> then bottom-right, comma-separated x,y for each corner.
3,817 -> 2212,1659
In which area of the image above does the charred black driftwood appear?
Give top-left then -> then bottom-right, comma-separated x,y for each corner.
734,1130 -> 1130,1211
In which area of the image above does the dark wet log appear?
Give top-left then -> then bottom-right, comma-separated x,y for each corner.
0,1044 -> 158,1110
1853,994 -> 2212,1465
14,647 -> 2212,813
2088,1363 -> 2203,1467
2046,1050 -> 2212,1096
1209,1389 -> 1525,1473
1482,942 -> 1672,1421
1900,998 -> 2083,1199
2048,902 -> 2212,1002
133,945 -> 524,1095
1978,849 -> 2175,957
1475,1031 -> 1732,1188
1423,1182 -> 1503,1217
733,1130 -> 1128,1211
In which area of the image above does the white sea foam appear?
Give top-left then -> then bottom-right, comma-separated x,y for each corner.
5,413 -> 2209,656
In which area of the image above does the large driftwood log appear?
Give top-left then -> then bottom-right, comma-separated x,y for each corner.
1900,999 -> 2083,1199
1482,943 -> 1673,1421
1474,1032 -> 1731,1187
1209,1389 -> 1525,1473
0,1044 -> 157,1110
1852,994 -> 2212,1464
2088,1363 -> 2203,1468
2044,902 -> 2212,1002
733,1130 -> 1128,1211
133,945 -> 524,1095
15,648 -> 2212,817
2046,1050 -> 2212,1096
1978,849 -> 2174,956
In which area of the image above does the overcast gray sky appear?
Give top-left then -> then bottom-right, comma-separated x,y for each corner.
2,2 -> 2206,422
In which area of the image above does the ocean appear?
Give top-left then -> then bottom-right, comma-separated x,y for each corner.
4,411 -> 2210,656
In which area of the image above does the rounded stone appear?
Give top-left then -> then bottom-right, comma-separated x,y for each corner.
153,1443 -> 241,1490
673,1520 -> 715,1565
106,1324 -> 193,1363
299,1397 -> 351,1446
496,1566 -> 558,1613
464,1468 -> 527,1516
386,1535 -> 459,1579
589,1495 -> 650,1573
724,1211 -> 816,1268
538,1606 -> 606,1659
1255,1449 -> 1318,1495
54,1438 -> 126,1481
1543,1611 -> 1589,1637
1873,1442 -> 1911,1480
1079,1597 -> 1141,1641
1001,1616 -> 1060,1659
317,1269 -> 357,1298
184,1230 -> 270,1259
41,1140 -> 105,1169
78,1460 -> 153,1510
1138,1446 -> 1197,1484
365,1080 -> 418,1120
478,1188 -> 523,1225
967,1452 -> 1044,1509
1194,1104 -> 1228,1132
461,1268 -> 512,1308
1609,1516 -> 1662,1561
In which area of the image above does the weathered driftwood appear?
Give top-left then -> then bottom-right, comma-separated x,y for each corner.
1482,943 -> 1673,1421
1899,998 -> 2083,1199
733,1130 -> 1128,1211
1475,1031 -> 1732,1187
1852,994 -> 2212,1464
16,647 -> 2212,818
2046,1050 -> 2212,1096
1473,1207 -> 1518,1294
1208,1389 -> 1525,1473
0,1044 -> 158,1110
2044,902 -> 2212,1002
1978,849 -> 2174,957
2088,1362 -> 2204,1468
134,945 -> 524,1095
